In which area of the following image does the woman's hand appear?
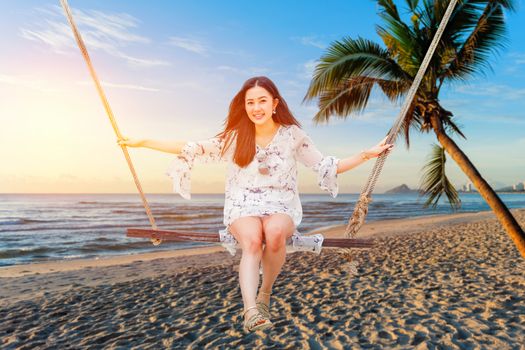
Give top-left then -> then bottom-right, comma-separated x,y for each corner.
363,136 -> 394,159
117,137 -> 144,148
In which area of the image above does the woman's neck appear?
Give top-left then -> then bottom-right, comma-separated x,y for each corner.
255,120 -> 279,137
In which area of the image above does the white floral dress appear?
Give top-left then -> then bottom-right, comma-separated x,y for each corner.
166,124 -> 340,255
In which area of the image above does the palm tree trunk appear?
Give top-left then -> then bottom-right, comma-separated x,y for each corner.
430,114 -> 525,259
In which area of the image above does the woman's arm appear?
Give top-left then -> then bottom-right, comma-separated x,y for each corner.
336,153 -> 368,174
117,137 -> 186,154
336,137 -> 394,174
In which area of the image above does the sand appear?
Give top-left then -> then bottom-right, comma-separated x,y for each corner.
1,209 -> 525,349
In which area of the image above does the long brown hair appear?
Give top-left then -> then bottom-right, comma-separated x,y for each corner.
217,76 -> 301,167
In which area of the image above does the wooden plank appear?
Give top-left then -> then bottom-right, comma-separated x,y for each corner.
127,228 -> 375,248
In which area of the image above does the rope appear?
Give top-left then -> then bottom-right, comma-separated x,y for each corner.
341,0 -> 458,261
59,0 -> 160,244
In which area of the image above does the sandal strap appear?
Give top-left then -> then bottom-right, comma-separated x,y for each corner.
259,291 -> 271,296
243,306 -> 258,317
256,301 -> 270,309
256,301 -> 270,319
256,301 -> 269,312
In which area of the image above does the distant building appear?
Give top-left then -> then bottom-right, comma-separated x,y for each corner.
509,182 -> 524,191
462,183 -> 474,192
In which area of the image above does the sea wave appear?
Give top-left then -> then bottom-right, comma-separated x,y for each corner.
0,218 -> 58,225
0,246 -> 54,260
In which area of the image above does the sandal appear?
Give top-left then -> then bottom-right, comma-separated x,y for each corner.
256,291 -> 271,319
243,306 -> 272,333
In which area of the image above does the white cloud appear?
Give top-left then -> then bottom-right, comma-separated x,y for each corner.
292,35 -> 327,49
353,101 -> 400,126
168,36 -> 208,55
216,65 -> 271,76
0,73 -> 58,93
114,52 -> 169,67
301,59 -> 318,80
455,83 -> 525,100
20,5 -> 169,67
75,10 -> 149,44
76,80 -> 160,92
509,52 -> 525,65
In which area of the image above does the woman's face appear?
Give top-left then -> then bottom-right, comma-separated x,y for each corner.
245,86 -> 279,127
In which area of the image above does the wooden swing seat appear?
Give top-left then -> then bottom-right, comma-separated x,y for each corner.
127,228 -> 375,248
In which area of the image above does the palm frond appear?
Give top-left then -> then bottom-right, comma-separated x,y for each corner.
442,2 -> 509,81
304,37 -> 411,106
385,102 -> 424,149
441,113 -> 466,138
419,143 -> 461,210
312,77 -> 410,124
376,14 -> 419,73
313,78 -> 374,124
377,0 -> 402,21
405,0 -> 420,12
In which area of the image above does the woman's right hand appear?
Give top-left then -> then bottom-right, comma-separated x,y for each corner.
117,137 -> 144,148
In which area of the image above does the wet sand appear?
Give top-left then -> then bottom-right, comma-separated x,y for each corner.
1,209 -> 525,349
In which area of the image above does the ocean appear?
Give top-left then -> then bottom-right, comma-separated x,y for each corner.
1,192 -> 525,267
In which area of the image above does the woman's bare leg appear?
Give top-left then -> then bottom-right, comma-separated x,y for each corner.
259,213 -> 295,300
229,216 -> 264,319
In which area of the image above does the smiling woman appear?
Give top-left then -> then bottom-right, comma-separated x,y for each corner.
120,75 -> 388,332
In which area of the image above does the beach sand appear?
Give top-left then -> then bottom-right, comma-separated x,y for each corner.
1,209 -> 525,349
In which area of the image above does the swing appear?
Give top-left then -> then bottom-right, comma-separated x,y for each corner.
60,0 -> 458,258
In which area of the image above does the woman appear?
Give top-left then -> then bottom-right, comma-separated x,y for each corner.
119,76 -> 393,332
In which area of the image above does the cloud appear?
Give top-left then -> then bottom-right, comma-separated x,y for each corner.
455,83 -> 525,100
292,35 -> 327,49
20,5 -> 169,67
167,36 -> 208,55
354,101 -> 400,126
301,59 -> 318,80
166,36 -> 253,59
76,80 -> 160,92
0,73 -> 58,93
509,52 -> 525,65
113,52 -> 169,67
216,65 -> 271,76
462,114 -> 525,125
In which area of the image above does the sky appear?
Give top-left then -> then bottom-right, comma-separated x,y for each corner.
1,0 -> 524,194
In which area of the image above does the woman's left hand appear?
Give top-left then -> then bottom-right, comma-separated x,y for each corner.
363,136 -> 394,159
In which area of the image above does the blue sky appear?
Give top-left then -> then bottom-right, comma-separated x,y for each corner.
1,0 -> 524,194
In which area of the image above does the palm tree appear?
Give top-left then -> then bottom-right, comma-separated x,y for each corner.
304,0 -> 525,257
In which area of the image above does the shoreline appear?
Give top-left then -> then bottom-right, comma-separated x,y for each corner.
0,208 -> 520,279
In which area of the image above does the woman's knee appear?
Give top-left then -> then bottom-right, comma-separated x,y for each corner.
264,229 -> 287,252
243,238 -> 264,255
263,215 -> 295,252
230,216 -> 264,255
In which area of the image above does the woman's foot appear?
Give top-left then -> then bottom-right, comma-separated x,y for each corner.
256,290 -> 271,319
243,306 -> 272,332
